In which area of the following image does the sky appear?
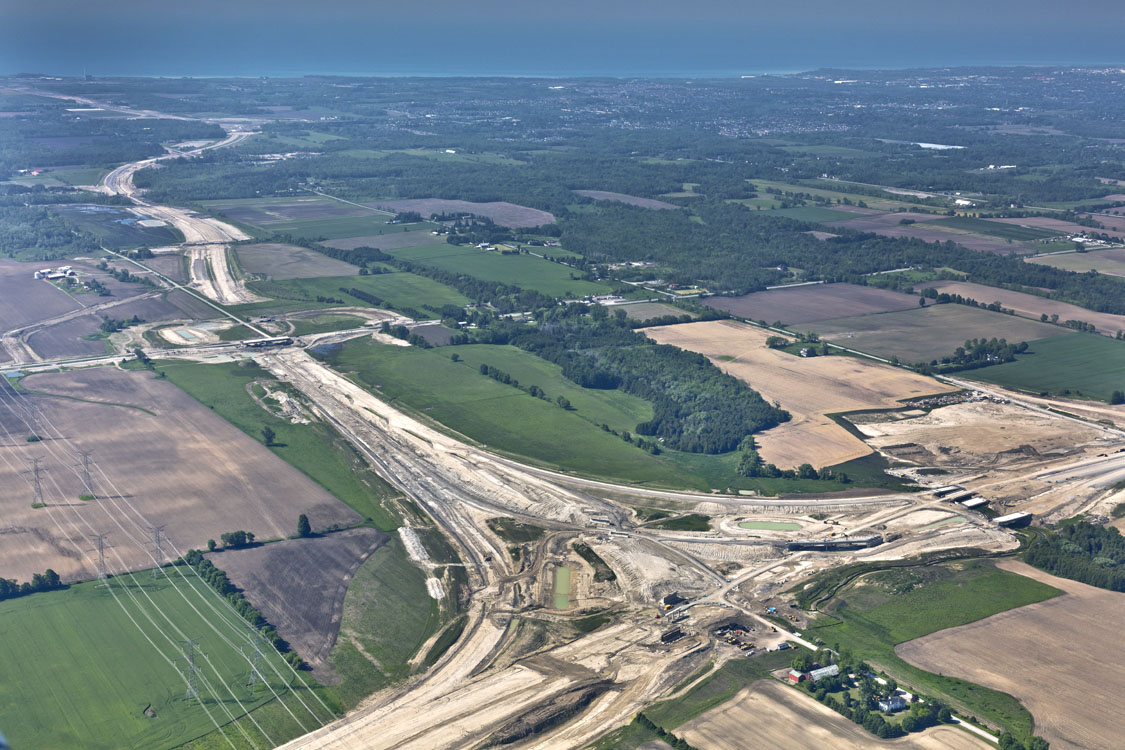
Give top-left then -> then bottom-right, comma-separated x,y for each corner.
2,1 -> 1124,77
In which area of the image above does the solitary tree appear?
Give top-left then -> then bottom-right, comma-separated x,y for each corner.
262,426 -> 276,446
297,514 -> 311,538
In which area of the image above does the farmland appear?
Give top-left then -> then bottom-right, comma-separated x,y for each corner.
991,216 -> 1121,237
0,367 -> 361,581
644,320 -> 954,468
382,243 -> 613,298
157,358 -> 400,528
803,560 -> 1061,737
898,561 -> 1125,750
248,271 -> 471,318
53,205 -> 182,249
206,528 -> 390,682
704,283 -> 921,325
749,179 -> 935,212
619,301 -> 694,321
1026,248 -> 1125,276
823,213 -> 1043,255
314,338 -> 692,487
930,216 -> 1061,241
365,198 -> 555,228
0,574 -> 327,750
679,680 -> 991,750
0,259 -> 81,331
923,279 -> 1125,337
321,229 -> 443,251
326,536 -> 446,707
236,242 -> 359,280
803,304 -> 1068,363
967,333 -> 1125,402
574,190 -> 679,210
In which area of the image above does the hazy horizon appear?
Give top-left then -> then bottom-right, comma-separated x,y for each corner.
3,1 -> 1124,79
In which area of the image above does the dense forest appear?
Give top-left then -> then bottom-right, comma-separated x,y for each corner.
1025,522 -> 1125,591
478,306 -> 789,453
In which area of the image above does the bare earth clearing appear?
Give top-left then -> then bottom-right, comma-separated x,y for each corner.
924,280 -> 1125,337
621,302 -> 694,321
207,528 -> 389,682
703,283 -> 921,325
679,679 -> 991,750
854,400 -> 1105,469
898,561 -> 1125,750
645,320 -> 953,467
1083,213 -> 1125,233
0,367 -> 359,582
573,190 -> 679,210
364,199 -> 555,228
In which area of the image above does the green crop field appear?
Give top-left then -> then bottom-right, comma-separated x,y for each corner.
158,359 -> 400,528
803,560 -> 1060,738
968,333 -> 1125,402
326,537 -> 443,707
385,244 -> 613,298
1025,248 -> 1125,277
314,339 -> 887,494
0,575 -> 330,750
317,339 -> 699,487
928,216 -> 1061,241
55,205 -> 183,249
248,271 -> 471,318
288,313 -> 368,336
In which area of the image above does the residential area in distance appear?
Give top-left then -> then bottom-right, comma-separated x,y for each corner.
3,66 -> 1125,750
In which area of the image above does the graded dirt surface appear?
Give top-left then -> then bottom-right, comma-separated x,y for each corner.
924,280 -> 1125,337
237,242 -> 359,280
679,679 -> 992,750
703,283 -> 920,325
0,367 -> 360,582
897,561 -> 1125,750
645,320 -> 954,467
854,400 -> 1105,469
206,527 -> 390,682
364,199 -> 555,228
574,190 -> 679,210
805,305 -> 1067,363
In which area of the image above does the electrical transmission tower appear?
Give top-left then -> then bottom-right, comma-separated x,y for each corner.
26,457 -> 44,506
150,525 -> 167,578
77,449 -> 95,495
89,533 -> 111,581
245,630 -> 265,689
182,639 -> 201,703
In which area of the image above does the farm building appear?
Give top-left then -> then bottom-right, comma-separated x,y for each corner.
787,670 -> 807,684
808,664 -> 839,682
877,695 -> 908,712
996,512 -> 1033,528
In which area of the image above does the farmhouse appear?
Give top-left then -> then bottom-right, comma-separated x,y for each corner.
877,694 -> 908,712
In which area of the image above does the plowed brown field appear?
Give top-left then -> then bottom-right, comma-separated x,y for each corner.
645,320 -> 953,467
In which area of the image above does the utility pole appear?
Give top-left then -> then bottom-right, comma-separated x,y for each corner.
246,630 -> 265,689
150,525 -> 167,578
182,639 -> 201,703
77,449 -> 95,495
27,457 -> 44,506
90,533 -> 111,581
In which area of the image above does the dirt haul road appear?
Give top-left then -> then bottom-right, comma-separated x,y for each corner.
100,131 -> 264,305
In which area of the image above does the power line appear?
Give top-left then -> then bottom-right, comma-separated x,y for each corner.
77,449 -> 95,495
246,630 -> 265,690
26,456 -> 44,506
89,532 -> 112,581
182,639 -> 201,703
150,525 -> 167,579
